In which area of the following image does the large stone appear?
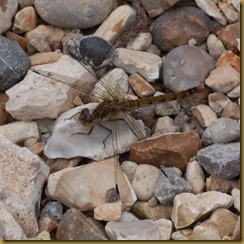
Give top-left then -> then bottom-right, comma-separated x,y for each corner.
216,51 -> 240,73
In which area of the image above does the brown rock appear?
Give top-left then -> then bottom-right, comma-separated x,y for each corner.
232,216 -> 240,240
5,31 -> 28,51
216,51 -> 240,73
208,92 -> 231,113
130,131 -> 201,171
206,175 -> 232,193
30,52 -> 63,66
218,21 -> 240,52
39,216 -> 58,233
222,101 -> 240,120
0,92 -> 10,125
28,141 -> 45,155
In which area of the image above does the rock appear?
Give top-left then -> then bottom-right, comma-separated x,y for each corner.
222,101 -> 240,120
0,137 -> 49,237
191,104 -> 217,127
120,211 -> 139,222
47,158 -> 136,211
130,132 -> 201,171
105,219 -> 161,240
121,160 -> 138,183
197,142 -> 240,179
208,92 -> 231,113
0,203 -> 27,240
218,21 -> 240,52
186,160 -> 205,194
40,201 -> 63,224
140,0 -> 181,18
153,116 -> 179,136
0,35 -> 30,91
155,218 -> 173,240
231,188 -> 240,212
5,31 -> 28,51
151,7 -> 213,51
128,73 -> 155,98
232,216 -> 240,240
206,174 -> 232,193
163,45 -> 215,92
30,52 -> 63,66
18,0 -> 34,9
171,191 -> 234,229
189,220 -> 221,240
0,0 -> 18,34
207,34 -> 226,59
94,5 -> 137,44
202,118 -> 239,145
131,164 -> 161,201
195,0 -> 227,25
218,2 -> 240,24
154,167 -> 192,205
126,32 -> 152,51
113,48 -> 162,82
6,55 -> 96,120
56,208 -> 108,240
131,201 -> 172,221
34,0 -> 115,29
38,216 -> 58,233
231,0 -> 240,12
209,208 -> 238,239
172,229 -> 192,240
25,24 -> 68,52
12,6 -> 37,33
0,121 -> 39,143
205,64 -> 240,93
0,92 -> 10,125
27,141 -> 45,155
216,50 -> 240,73
29,231 -> 51,240
227,84 -> 240,98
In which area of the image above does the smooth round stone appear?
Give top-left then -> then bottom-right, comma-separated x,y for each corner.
34,0 -> 115,29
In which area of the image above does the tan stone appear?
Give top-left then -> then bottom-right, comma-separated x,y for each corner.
208,92 -> 231,113
222,101 -> 240,120
216,51 -> 240,73
30,52 -> 63,66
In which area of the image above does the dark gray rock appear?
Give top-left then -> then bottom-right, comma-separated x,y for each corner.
40,201 -> 63,223
154,167 -> 192,205
197,142 -> 240,179
0,35 -> 30,91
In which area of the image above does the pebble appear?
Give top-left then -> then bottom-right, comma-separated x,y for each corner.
56,208 -> 108,240
153,116 -> 179,136
13,6 -> 37,33
231,0 -> 240,12
0,137 -> 49,237
202,118 -> 239,145
119,211 -> 139,222
226,84 -> 240,98
0,92 -> 10,125
5,31 -> 28,52
28,141 -> 45,155
0,35 -> 30,91
222,101 -> 240,120
40,201 -> 63,224
126,32 -> 152,51
0,121 -> 39,144
0,0 -> 18,34
47,158 -> 136,211
205,174 -> 233,193
38,217 -> 58,233
6,55 -> 96,120
231,188 -> 240,212
195,0 -> 227,25
172,229 -> 192,240
30,52 -> 63,66
121,160 -> 138,183
151,7 -> 213,51
197,142 -> 240,179
113,48 -> 162,82
155,218 -> 173,240
171,191 -> 234,229
207,34 -> 226,59
205,64 -> 240,93
218,2 -> 240,24
132,164 -> 161,201
105,219 -> 161,240
34,0 -> 115,29
29,231 -> 51,240
191,104 -> 217,127
18,0 -> 34,9
209,208 -> 238,239
163,45 -> 215,92
131,201 -> 172,221
128,73 -> 155,98
232,216 -> 240,240
94,5 -> 137,44
208,92 -> 231,113
154,167 -> 192,205
186,160 -> 205,194
130,131 -> 201,171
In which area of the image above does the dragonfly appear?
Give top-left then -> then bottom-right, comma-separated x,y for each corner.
32,62 -> 198,207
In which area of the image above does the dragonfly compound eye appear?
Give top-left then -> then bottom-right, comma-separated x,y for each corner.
79,108 -> 93,124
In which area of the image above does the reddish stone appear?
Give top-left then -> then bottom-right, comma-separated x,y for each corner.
5,31 -> 28,52
129,131 -> 201,171
222,102 -> 240,120
216,51 -> 240,73
206,175 -> 232,193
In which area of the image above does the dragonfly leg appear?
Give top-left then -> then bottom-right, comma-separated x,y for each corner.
64,112 -> 80,121
98,123 -> 112,149
71,125 -> 94,136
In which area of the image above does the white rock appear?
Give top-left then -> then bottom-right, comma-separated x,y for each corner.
120,211 -> 139,222
231,0 -> 240,11
186,160 -> 205,194
153,116 -> 179,136
171,191 -> 234,229
194,0 -> 227,25
121,160 -> 138,183
94,5 -> 137,44
132,164 -> 161,201
227,84 -> 240,98
105,219 -> 161,240
231,188 -> 240,212
0,137 -> 49,237
126,32 -> 152,51
155,219 -> 173,240
207,34 -> 226,59
0,121 -> 39,144
113,48 -> 162,82
47,158 -> 136,211
6,55 -> 97,120
218,2 -> 240,23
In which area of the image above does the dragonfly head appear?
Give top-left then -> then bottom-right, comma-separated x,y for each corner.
78,108 -> 95,126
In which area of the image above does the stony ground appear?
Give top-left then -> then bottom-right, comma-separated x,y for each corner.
0,0 -> 240,241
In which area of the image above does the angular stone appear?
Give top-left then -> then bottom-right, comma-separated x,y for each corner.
121,160 -> 138,183
197,142 -> 240,179
130,132 -> 201,171
29,231 -> 51,240
38,217 -> 58,233
231,188 -> 240,212
218,2 -> 240,24
0,137 -> 49,237
208,92 -> 231,113
206,174 -> 232,193
207,34 -> 226,59
40,201 -> 63,223
18,0 -> 34,9
155,218 -> 173,240
94,5 -> 137,44
171,191 -> 234,229
205,64 -> 240,93
232,216 -> 240,240
113,48 -> 162,82
131,201 -> 172,221
126,32 -> 152,51
30,52 -> 63,66
222,101 -> 240,120
56,208 -> 108,240
163,45 -> 215,92
227,84 -> 240,98
172,229 -> 192,240
153,116 -> 179,137
231,0 -> 240,12
154,167 -> 192,205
